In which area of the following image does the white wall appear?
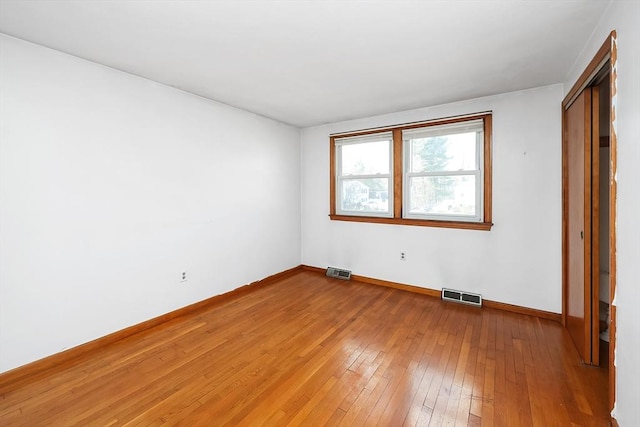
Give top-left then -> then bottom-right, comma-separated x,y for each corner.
0,35 -> 301,373
301,85 -> 563,313
562,0 -> 640,423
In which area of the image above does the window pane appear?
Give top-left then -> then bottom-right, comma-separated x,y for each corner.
409,132 -> 477,173
408,175 -> 476,216
341,178 -> 389,212
341,140 -> 390,175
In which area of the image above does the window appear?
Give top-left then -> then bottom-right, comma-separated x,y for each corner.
334,132 -> 393,217
403,119 -> 484,222
329,113 -> 492,230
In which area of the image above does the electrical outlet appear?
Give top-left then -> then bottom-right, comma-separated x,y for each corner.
400,252 -> 406,261
180,271 -> 187,282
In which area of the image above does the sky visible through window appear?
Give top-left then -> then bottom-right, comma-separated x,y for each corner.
340,139 -> 389,175
340,132 -> 476,176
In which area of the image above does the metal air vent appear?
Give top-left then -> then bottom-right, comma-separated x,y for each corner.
442,288 -> 482,307
326,267 -> 351,280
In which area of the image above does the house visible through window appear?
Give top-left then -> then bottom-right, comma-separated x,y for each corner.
335,132 -> 393,217
329,113 -> 492,230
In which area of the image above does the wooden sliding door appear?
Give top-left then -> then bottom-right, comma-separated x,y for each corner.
564,86 -> 600,365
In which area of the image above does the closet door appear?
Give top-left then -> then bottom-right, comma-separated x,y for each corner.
564,87 -> 600,365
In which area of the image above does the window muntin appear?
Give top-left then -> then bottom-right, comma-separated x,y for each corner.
335,132 -> 393,217
329,113 -> 492,230
403,120 -> 484,222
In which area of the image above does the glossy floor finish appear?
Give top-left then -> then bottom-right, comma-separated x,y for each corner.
0,271 -> 609,426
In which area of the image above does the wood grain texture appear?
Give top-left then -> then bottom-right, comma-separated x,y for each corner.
562,31 -> 616,423
483,114 -> 493,225
393,128 -> 403,219
562,92 -> 569,330
481,300 -> 561,323
565,88 -> 591,364
591,85 -> 601,366
0,270 -> 608,426
563,31 -> 614,110
329,136 -> 337,215
328,214 -> 493,230
582,88 -> 594,365
302,265 -> 561,322
0,265 -> 303,395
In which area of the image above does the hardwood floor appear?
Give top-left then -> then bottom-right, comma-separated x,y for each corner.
0,271 -> 609,426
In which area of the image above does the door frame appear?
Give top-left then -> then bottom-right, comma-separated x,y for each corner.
561,30 -> 617,415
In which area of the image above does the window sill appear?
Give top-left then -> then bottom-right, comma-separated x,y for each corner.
329,214 -> 493,231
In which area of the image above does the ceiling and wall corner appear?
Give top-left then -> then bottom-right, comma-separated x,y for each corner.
0,33 -> 301,373
0,0 -> 610,127
1,0 -> 637,422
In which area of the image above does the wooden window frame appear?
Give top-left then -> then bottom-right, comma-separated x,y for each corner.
329,113 -> 493,231
334,131 -> 394,218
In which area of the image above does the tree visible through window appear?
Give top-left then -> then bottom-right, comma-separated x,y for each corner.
330,113 -> 492,230
408,135 -> 454,212
404,119 -> 484,222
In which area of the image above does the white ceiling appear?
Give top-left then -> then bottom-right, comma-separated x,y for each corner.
0,0 -> 610,127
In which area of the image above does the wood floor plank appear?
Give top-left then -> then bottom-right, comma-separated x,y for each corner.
0,271 -> 610,426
